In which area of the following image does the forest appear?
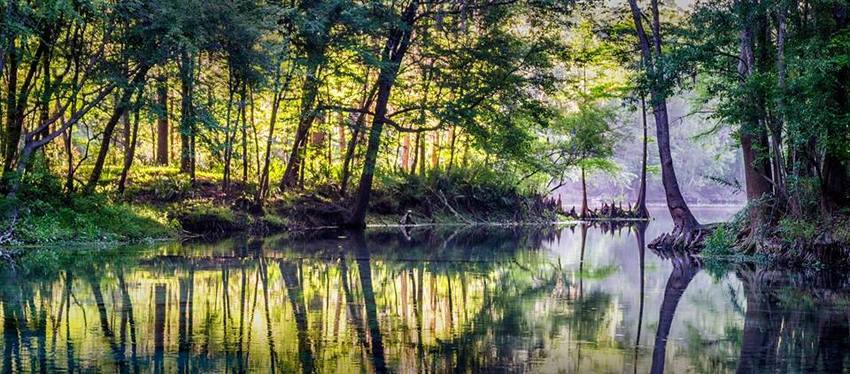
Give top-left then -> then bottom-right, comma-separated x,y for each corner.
0,0 -> 848,263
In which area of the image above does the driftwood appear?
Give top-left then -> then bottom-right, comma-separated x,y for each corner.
434,189 -> 474,224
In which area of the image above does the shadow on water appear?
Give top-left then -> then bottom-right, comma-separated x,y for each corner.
1,213 -> 849,373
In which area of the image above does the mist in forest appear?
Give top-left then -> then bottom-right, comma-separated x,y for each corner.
553,93 -> 745,207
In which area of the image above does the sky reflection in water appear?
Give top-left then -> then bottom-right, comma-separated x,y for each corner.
2,207 -> 849,373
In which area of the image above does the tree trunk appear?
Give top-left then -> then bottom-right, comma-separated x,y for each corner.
347,7 -> 416,227
401,134 -> 411,172
117,108 -> 141,194
737,0 -> 774,239
417,131 -> 426,176
580,166 -> 589,219
257,91 -> 281,203
628,0 -> 700,236
411,132 -> 420,175
3,43 -> 19,178
635,96 -> 650,219
430,131 -> 440,170
155,76 -> 169,166
340,84 -> 378,196
84,66 -> 150,194
281,57 -> 322,190
240,83 -> 248,185
448,127 -> 457,172
223,76 -> 236,188
179,51 -> 195,181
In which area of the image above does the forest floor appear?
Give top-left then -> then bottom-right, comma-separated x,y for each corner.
0,166 -> 565,247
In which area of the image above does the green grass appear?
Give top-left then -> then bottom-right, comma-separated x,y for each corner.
5,195 -> 177,245
0,162 -> 178,245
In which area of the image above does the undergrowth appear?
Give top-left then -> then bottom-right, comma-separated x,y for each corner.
0,163 -> 177,245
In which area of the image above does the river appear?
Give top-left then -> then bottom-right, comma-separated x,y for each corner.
1,206 -> 847,373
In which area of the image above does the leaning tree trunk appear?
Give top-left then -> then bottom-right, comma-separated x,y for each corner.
340,84 -> 377,196
348,81 -> 392,228
84,66 -> 149,194
347,2 -> 416,227
281,57 -> 322,190
628,0 -> 700,241
117,108 -> 141,195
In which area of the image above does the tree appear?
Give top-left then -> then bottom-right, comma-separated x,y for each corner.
553,103 -> 618,218
627,0 -> 701,244
679,0 -> 850,250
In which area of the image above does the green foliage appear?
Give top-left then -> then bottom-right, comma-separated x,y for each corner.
0,165 -> 176,245
777,217 -> 819,245
702,225 -> 735,258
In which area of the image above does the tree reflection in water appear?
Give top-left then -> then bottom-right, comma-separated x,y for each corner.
1,224 -> 850,373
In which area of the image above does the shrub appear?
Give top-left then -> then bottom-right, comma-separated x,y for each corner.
777,217 -> 818,244
702,224 -> 735,258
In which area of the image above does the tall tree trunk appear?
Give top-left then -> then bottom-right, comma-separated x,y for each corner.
737,0 -> 774,242
281,56 -> 322,189
580,166 -> 589,219
430,131 -> 439,170
2,40 -> 43,181
347,1 -> 417,227
417,131 -> 426,176
448,127 -> 457,172
411,132 -> 420,175
628,0 -> 700,236
179,51 -> 195,181
401,134 -> 411,172
340,83 -> 378,196
155,76 -> 169,166
2,42 -> 19,178
223,76 -> 236,188
348,84 -> 392,227
63,97 -> 77,194
258,91 -> 282,204
84,66 -> 150,194
240,83 -> 248,185
635,97 -> 650,219
117,107 -> 141,194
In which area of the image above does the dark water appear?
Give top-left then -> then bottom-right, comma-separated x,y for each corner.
1,206 -> 849,373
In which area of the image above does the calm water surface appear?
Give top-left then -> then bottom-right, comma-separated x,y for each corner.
2,206 -> 849,373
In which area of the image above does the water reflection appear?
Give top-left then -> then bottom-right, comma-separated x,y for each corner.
1,209 -> 848,373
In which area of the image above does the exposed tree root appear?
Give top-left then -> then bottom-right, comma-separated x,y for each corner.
648,223 -> 720,251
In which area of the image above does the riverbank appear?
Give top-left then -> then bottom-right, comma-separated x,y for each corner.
697,203 -> 850,269
0,167 -> 564,247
